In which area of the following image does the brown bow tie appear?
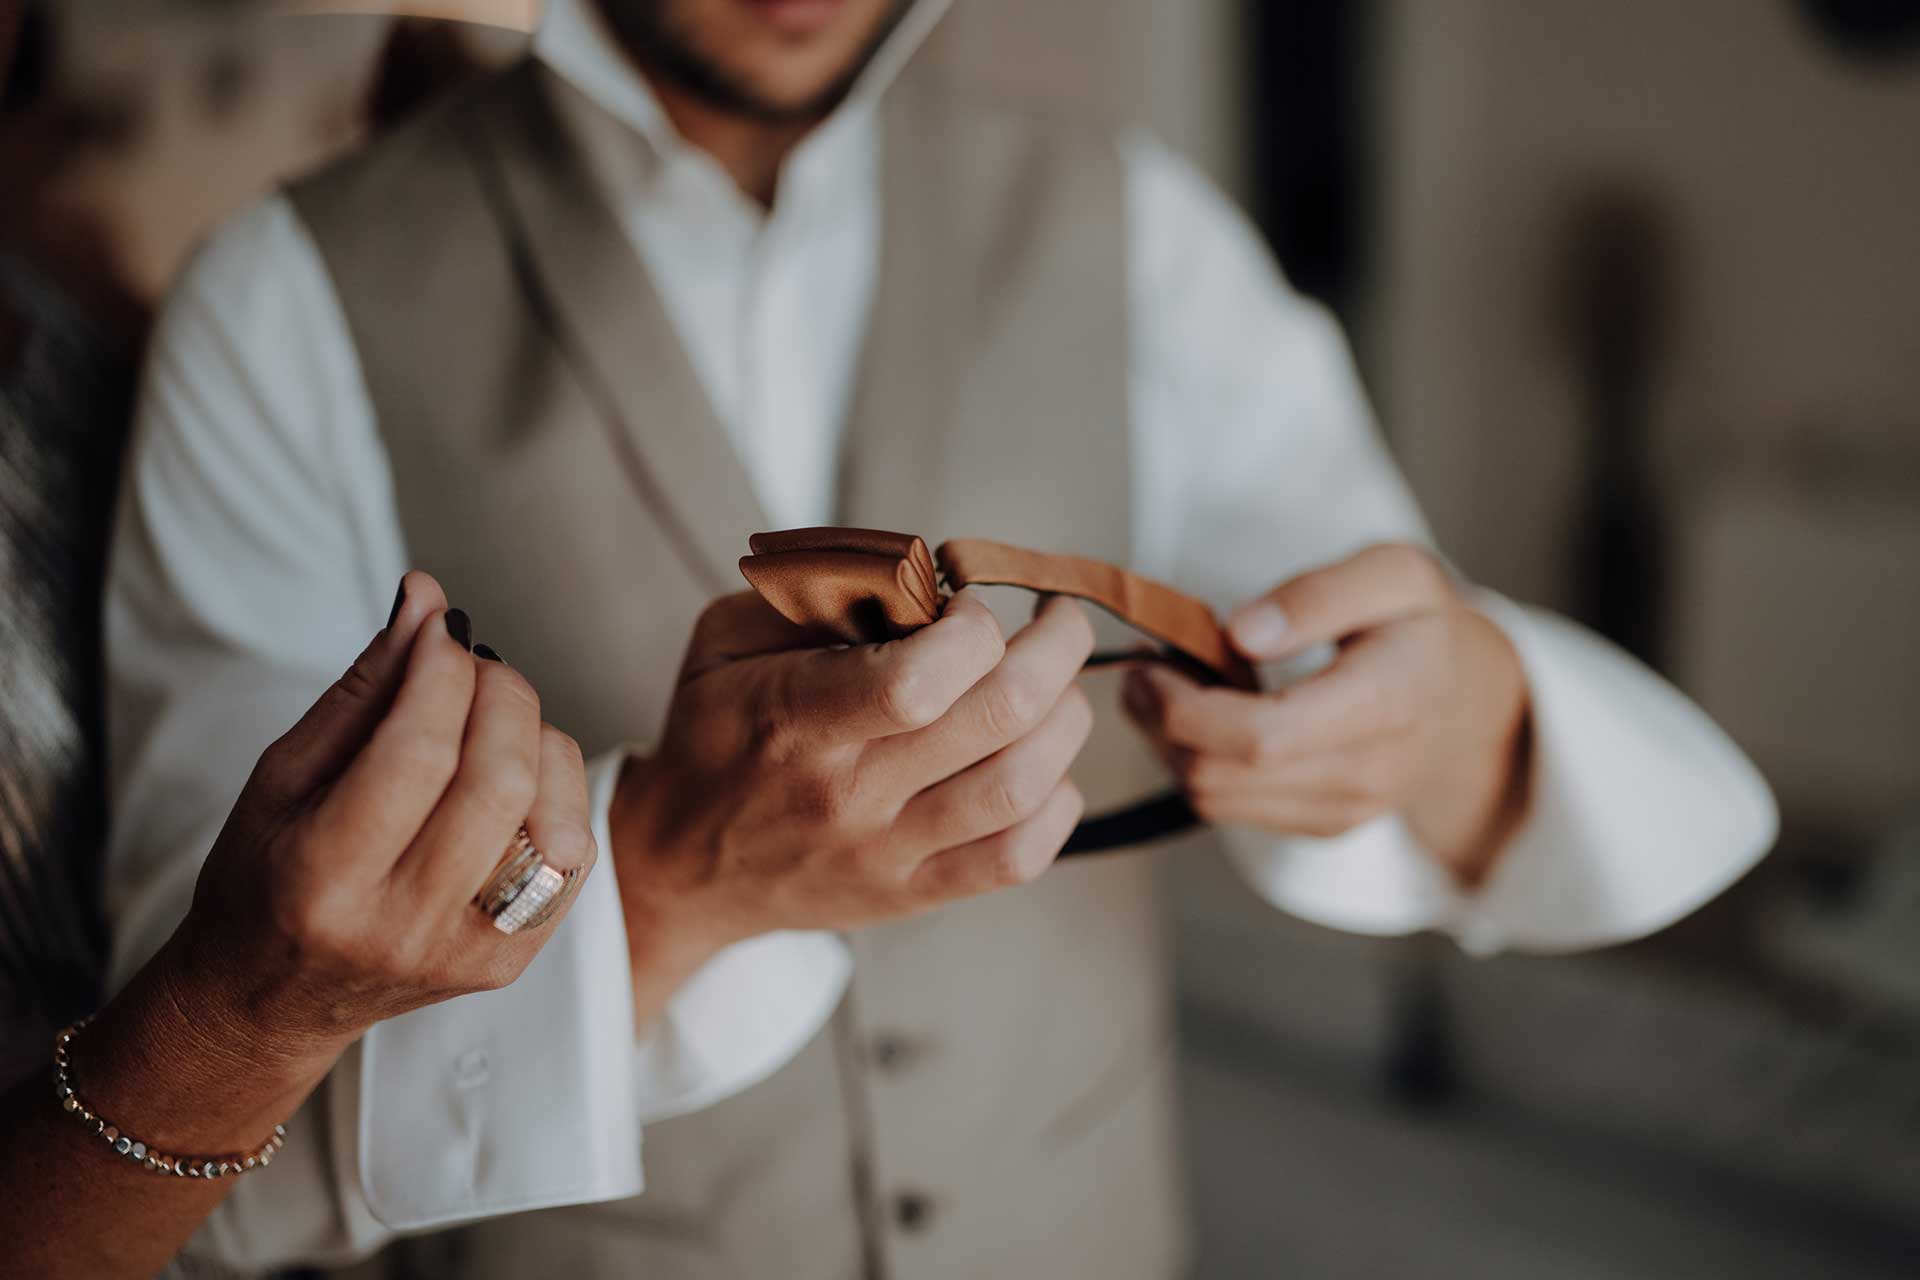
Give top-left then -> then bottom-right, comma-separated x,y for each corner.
740,527 -> 1259,855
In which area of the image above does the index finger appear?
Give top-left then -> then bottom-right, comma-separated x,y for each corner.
308,608 -> 480,877
257,569 -> 448,799
762,588 -> 1006,746
1227,543 -> 1454,662
1124,648 -> 1389,766
866,594 -> 1093,789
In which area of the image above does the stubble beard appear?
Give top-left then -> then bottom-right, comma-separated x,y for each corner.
596,0 -> 913,125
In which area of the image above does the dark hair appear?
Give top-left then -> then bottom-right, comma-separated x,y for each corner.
3,2 -> 51,115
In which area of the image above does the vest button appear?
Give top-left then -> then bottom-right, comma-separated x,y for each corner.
870,1033 -> 919,1071
892,1191 -> 935,1233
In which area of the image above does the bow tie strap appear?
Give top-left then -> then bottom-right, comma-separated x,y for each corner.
935,538 -> 1258,691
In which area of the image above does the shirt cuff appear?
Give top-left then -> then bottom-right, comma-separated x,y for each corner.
588,748 -> 852,1125
350,749 -> 645,1231
347,747 -> 852,1232
1220,596 -> 1778,956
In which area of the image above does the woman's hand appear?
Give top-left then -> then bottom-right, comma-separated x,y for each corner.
6,570 -> 595,1279
81,570 -> 593,1149
156,570 -> 595,1073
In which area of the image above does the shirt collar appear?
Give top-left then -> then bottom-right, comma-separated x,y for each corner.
534,0 -> 951,162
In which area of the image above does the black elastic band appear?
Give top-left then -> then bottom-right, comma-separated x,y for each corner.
1060,647 -> 1231,856
1060,790 -> 1200,857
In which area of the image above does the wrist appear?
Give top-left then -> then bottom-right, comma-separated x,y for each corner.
609,756 -> 747,1026
1409,612 -> 1532,885
73,933 -> 342,1155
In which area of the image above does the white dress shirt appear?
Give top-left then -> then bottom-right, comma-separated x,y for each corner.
105,0 -> 1778,1265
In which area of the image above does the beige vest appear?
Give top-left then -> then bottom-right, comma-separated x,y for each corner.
293,57 -> 1186,1280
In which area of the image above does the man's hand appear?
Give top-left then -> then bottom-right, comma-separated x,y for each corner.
1122,544 -> 1530,884
610,589 -> 1095,1018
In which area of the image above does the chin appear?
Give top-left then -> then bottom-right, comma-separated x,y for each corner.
729,56 -> 864,111
604,0 -> 903,121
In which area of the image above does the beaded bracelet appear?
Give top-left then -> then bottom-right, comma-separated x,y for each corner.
53,1017 -> 287,1178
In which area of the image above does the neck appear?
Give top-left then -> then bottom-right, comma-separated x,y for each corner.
643,77 -> 813,207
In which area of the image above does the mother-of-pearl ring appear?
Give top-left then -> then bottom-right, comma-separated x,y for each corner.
475,826 -> 572,935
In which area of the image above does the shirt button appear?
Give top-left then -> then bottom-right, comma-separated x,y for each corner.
892,1191 -> 935,1233
453,1049 -> 490,1088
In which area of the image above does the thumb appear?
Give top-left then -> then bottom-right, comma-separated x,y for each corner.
1226,543 -> 1454,662
255,569 -> 452,800
681,589 -> 833,683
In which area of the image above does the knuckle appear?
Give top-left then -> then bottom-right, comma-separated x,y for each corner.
543,724 -> 586,769
750,684 -> 806,758
982,766 -> 1044,827
336,653 -> 382,706
962,607 -> 1009,666
538,817 -> 595,873
692,593 -> 741,642
1005,804 -> 1072,886
757,716 -> 809,764
476,756 -> 539,821
1158,691 -> 1202,746
490,664 -> 543,715
271,895 -> 338,958
1385,542 -> 1451,601
468,759 -> 545,832
990,848 -> 1032,890
393,729 -> 462,790
1355,753 -> 1403,802
477,951 -> 530,992
380,929 -> 434,982
1245,729 -> 1284,769
985,837 -> 1035,890
877,665 -> 941,731
1302,810 -> 1359,839
979,675 -> 1040,740
792,769 -> 860,828
249,735 -> 299,795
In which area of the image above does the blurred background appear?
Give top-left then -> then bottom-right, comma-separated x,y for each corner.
3,1 -> 1917,1275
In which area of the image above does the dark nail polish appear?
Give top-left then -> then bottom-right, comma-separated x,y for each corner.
445,609 -> 473,652
474,643 -> 506,664
387,577 -> 407,628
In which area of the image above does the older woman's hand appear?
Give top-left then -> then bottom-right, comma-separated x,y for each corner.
169,569 -> 596,1064
5,570 -> 596,1280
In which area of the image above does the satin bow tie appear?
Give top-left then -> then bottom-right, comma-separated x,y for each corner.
740,527 -> 1260,855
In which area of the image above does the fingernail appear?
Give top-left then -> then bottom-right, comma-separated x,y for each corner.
474,643 -> 506,664
1229,602 -> 1290,656
445,608 -> 473,652
387,577 -> 407,628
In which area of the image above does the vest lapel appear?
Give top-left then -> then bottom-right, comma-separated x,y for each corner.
840,66 -> 1132,564
836,73 -> 960,539
458,60 -> 765,595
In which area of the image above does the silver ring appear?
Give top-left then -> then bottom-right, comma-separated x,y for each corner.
475,826 -> 572,935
